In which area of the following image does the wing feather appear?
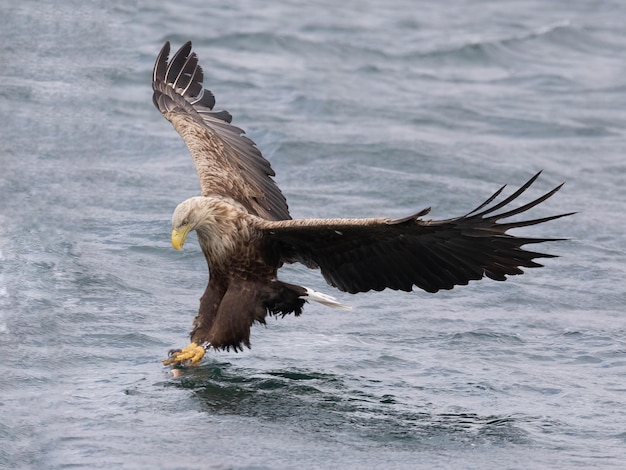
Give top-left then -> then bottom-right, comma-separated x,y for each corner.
258,174 -> 573,294
152,41 -> 290,221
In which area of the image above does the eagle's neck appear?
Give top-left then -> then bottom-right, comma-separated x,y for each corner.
193,197 -> 255,267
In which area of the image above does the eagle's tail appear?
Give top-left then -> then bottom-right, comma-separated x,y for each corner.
265,281 -> 351,317
301,287 -> 352,310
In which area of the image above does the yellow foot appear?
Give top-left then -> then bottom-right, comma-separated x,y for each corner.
162,342 -> 206,367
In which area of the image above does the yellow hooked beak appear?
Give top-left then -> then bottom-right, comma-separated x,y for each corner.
171,225 -> 191,250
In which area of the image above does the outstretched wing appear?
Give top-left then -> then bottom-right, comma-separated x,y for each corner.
260,172 -> 573,294
152,41 -> 290,221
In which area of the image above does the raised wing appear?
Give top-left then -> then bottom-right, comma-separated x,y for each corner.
260,172 -> 573,294
152,41 -> 290,221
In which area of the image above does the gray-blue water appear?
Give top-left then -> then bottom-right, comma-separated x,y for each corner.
1,1 -> 625,468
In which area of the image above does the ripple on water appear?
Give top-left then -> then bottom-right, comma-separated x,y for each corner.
162,361 -> 536,451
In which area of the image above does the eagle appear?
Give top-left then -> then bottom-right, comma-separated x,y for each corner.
152,41 -> 572,367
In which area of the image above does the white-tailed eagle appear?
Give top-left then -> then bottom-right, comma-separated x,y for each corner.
152,41 -> 572,366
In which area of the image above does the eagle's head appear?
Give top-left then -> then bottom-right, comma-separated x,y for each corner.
170,196 -> 248,262
171,197 -> 202,250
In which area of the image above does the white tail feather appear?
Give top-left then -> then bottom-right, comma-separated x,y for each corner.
302,287 -> 352,310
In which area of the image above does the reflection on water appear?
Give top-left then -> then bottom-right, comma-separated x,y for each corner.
166,361 -> 531,449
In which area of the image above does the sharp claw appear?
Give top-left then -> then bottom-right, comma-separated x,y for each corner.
162,342 -> 206,367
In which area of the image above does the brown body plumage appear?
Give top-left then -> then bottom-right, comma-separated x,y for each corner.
152,41 -> 572,358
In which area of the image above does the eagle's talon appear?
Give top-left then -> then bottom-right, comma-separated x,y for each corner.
162,342 -> 206,367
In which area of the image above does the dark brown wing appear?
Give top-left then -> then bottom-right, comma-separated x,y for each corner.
152,41 -> 290,221
259,172 -> 573,294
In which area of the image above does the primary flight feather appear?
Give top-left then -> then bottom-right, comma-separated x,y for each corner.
152,41 -> 572,366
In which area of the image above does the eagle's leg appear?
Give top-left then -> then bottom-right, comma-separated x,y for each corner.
162,342 -> 209,367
